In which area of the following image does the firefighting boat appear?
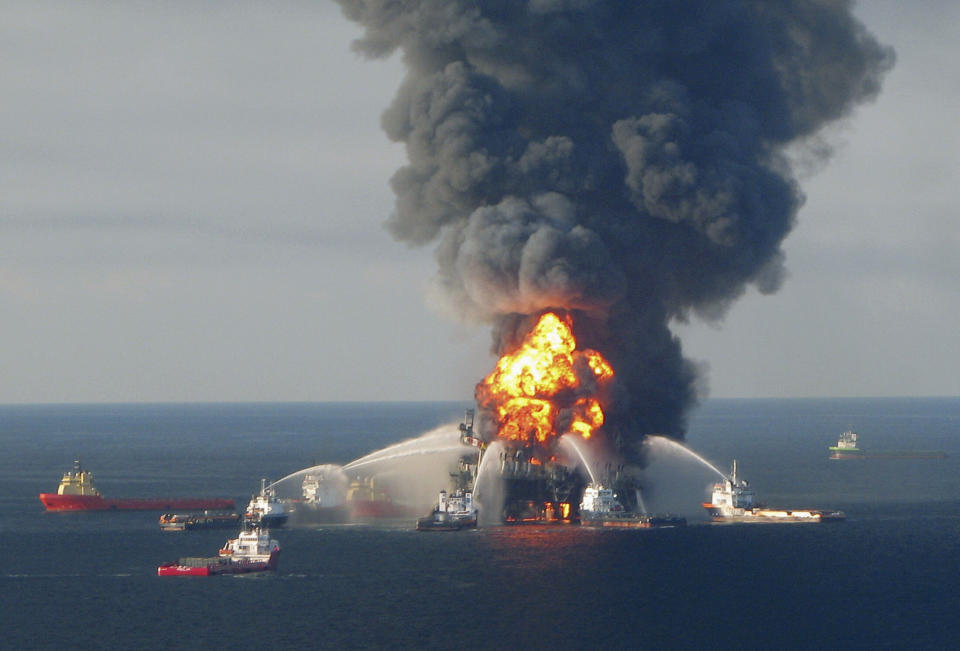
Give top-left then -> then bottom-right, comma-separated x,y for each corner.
244,479 -> 288,528
702,460 -> 845,523
579,484 -> 686,528
416,488 -> 478,531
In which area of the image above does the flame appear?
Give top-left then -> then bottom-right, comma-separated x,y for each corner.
476,312 -> 614,447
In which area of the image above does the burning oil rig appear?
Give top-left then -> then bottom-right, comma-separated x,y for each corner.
456,311 -> 629,523
457,408 -> 586,523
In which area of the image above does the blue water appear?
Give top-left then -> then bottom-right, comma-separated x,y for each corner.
2,399 -> 959,649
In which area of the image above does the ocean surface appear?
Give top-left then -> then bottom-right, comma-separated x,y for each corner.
2,398 -> 959,649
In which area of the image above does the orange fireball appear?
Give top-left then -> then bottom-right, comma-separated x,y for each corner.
476,312 -> 614,447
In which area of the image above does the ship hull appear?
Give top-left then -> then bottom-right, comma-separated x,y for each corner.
830,451 -> 945,460
286,503 -> 348,526
703,504 -> 845,523
416,514 -> 477,531
157,551 -> 279,576
581,514 -> 686,528
159,513 -> 241,531
40,493 -> 234,512
245,512 -> 288,528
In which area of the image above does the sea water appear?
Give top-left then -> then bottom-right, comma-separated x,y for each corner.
1,398 -> 959,649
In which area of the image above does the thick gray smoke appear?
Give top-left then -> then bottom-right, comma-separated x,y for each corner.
336,1 -> 893,454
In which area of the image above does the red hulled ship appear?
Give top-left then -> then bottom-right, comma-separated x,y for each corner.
157,527 -> 280,576
38,461 -> 234,512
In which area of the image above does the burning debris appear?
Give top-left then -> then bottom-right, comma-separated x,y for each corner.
337,2 -> 893,468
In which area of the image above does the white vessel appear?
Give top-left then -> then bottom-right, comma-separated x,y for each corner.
244,479 -> 289,528
416,488 -> 477,531
702,460 -> 844,523
579,484 -> 685,528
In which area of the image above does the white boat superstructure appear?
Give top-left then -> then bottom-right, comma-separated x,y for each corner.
219,528 -> 280,564
834,430 -> 858,450
580,484 -> 622,515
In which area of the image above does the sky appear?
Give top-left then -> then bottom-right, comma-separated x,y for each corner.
1,1 -> 957,404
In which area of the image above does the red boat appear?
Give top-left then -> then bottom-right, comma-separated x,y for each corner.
38,461 -> 234,512
157,528 -> 280,576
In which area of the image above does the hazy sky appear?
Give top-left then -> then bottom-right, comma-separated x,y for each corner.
1,1 -> 957,404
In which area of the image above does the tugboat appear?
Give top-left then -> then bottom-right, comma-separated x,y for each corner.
416,410 -> 483,531
157,527 -> 280,576
159,511 -> 242,531
416,488 -> 478,531
244,479 -> 288,528
579,484 -> 686,528
38,460 -> 234,512
702,460 -> 845,523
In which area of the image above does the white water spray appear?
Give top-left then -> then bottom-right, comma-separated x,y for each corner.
635,489 -> 648,515
646,435 -> 727,480
342,444 -> 476,472
342,424 -> 462,471
267,464 -> 347,494
560,434 -> 597,484
474,440 -> 504,526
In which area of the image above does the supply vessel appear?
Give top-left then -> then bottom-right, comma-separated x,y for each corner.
157,527 -> 280,576
829,429 -> 946,460
38,461 -> 234,512
702,460 -> 845,523
579,483 -> 686,528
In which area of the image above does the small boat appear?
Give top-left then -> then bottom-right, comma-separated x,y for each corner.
579,484 -> 685,528
38,460 -> 234,512
159,511 -> 242,531
703,460 -> 845,523
157,527 -> 280,576
244,479 -> 288,528
416,488 -> 477,531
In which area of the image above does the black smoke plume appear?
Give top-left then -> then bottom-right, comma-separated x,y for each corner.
336,0 -> 893,456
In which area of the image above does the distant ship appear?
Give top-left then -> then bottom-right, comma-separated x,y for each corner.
38,460 -> 234,512
159,511 -> 242,531
416,488 -> 478,531
157,527 -> 280,576
702,460 -> 845,523
579,484 -> 686,529
829,429 -> 946,460
244,479 -> 289,528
